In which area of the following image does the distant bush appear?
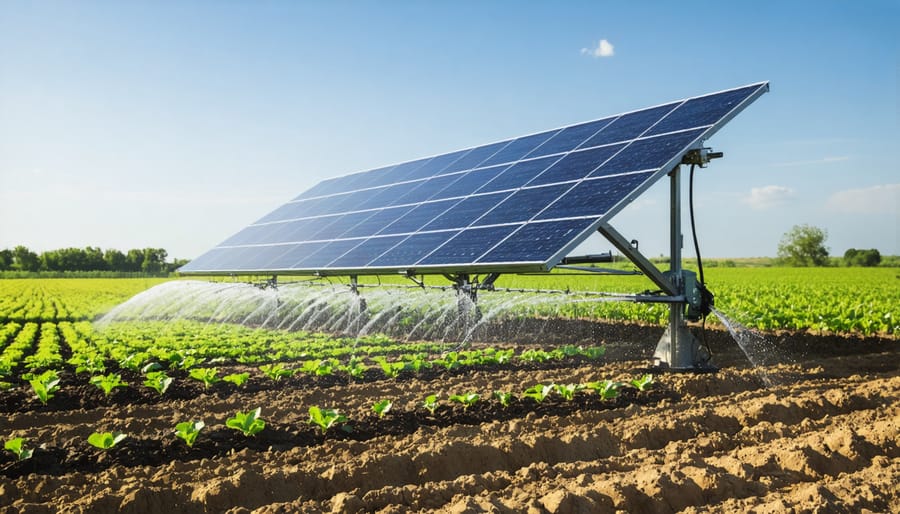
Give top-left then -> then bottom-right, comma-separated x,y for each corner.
843,248 -> 881,267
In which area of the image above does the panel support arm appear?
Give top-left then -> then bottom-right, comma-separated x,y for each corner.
596,222 -> 677,296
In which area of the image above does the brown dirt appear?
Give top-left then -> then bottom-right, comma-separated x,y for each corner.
1,329 -> 898,513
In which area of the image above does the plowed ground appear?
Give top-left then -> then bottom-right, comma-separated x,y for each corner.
1,331 -> 898,513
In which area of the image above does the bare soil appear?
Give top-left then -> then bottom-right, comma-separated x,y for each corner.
1,327 -> 897,513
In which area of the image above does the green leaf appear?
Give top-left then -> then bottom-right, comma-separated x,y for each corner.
4,437 -> 33,461
87,431 -> 126,450
372,399 -> 393,418
174,420 -> 205,447
226,408 -> 265,437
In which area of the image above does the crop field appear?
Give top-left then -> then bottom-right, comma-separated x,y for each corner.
1,276 -> 898,513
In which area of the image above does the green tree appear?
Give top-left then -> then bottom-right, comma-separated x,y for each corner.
125,249 -> 144,272
104,249 -> 127,271
843,248 -> 881,267
0,249 -> 12,271
12,245 -> 40,272
141,248 -> 168,273
777,224 -> 829,266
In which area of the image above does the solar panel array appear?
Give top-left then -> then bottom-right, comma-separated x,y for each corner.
180,82 -> 768,275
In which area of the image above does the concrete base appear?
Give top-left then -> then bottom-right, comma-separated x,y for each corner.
652,324 -> 715,371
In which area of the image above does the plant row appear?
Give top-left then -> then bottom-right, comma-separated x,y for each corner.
4,374 -> 655,465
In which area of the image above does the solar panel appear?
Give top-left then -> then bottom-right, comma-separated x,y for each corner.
180,82 -> 769,276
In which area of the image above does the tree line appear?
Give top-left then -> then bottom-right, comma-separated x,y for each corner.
0,246 -> 188,273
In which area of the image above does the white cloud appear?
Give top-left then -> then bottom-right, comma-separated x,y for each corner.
826,183 -> 900,214
742,185 -> 795,210
581,39 -> 614,58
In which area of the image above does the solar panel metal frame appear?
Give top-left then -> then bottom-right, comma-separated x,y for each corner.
180,82 -> 769,277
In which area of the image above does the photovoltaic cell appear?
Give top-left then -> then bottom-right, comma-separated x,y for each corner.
180,82 -> 768,275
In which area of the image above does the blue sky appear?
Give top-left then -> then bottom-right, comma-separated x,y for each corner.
1,1 -> 897,260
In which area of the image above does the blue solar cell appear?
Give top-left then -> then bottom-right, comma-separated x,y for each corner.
418,225 -> 518,265
479,130 -> 560,167
428,164 -> 510,200
477,218 -> 596,264
377,199 -> 457,235
530,118 -> 615,157
441,141 -> 511,174
581,103 -> 679,148
328,235 -> 406,268
354,181 -> 423,210
590,129 -> 704,178
478,155 -> 560,193
366,159 -> 429,185
273,218 -> 332,243
475,184 -> 570,226
309,211 -> 378,240
536,171 -> 652,220
422,192 -> 510,231
294,239 -> 364,268
341,205 -> 414,238
527,143 -> 626,187
266,242 -> 327,269
402,150 -> 470,181
646,84 -> 762,136
369,231 -> 459,267
390,174 -> 463,205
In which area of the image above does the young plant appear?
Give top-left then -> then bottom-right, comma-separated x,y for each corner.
4,437 -> 33,461
448,392 -> 480,411
89,373 -> 127,396
372,399 -> 393,418
308,406 -> 347,434
259,363 -> 294,381
174,421 -> 205,447
579,346 -> 606,360
222,372 -> 250,387
493,390 -> 514,408
344,359 -> 368,380
87,432 -> 127,450
586,380 -> 622,400
522,383 -> 555,404
226,408 -> 266,437
630,374 -> 655,392
189,367 -> 221,389
29,370 -> 61,404
144,371 -> 173,396
422,394 -> 439,415
554,383 -> 584,401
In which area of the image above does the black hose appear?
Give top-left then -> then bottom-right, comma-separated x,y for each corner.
688,163 -> 713,362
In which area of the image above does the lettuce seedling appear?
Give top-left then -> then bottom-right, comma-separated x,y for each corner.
422,394 -> 439,415
222,372 -> 249,386
88,432 -> 126,450
554,383 -> 584,401
492,390 -> 514,408
522,384 -> 555,404
226,408 -> 265,437
189,368 -> 221,389
630,374 -> 655,391
259,363 -> 294,381
343,360 -> 367,380
29,370 -> 61,404
579,346 -> 606,360
174,421 -> 205,447
585,380 -> 622,400
372,399 -> 393,418
308,406 -> 347,434
4,437 -> 33,461
90,373 -> 127,396
144,371 -> 172,396
448,392 -> 479,411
